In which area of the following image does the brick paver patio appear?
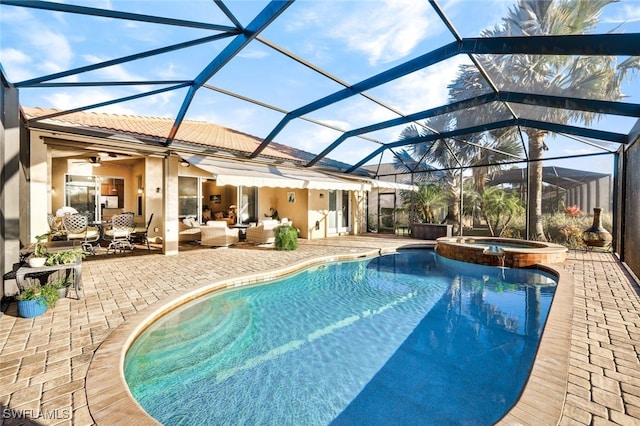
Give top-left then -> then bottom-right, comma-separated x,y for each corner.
1,236 -> 639,425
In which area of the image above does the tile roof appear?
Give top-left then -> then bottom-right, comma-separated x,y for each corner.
21,107 -> 355,171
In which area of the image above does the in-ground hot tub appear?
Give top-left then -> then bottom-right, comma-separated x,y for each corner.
436,236 -> 568,268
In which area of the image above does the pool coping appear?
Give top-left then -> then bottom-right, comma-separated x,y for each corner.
86,248 -> 572,425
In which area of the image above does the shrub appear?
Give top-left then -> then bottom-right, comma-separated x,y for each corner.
274,225 -> 298,251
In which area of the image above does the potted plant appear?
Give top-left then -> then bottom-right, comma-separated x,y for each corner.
274,225 -> 298,251
46,248 -> 85,266
41,284 -> 60,308
15,286 -> 47,318
27,233 -> 49,268
52,276 -> 72,299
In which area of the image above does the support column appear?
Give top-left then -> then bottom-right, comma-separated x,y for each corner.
163,156 -> 179,255
1,85 -> 21,298
587,180 -> 596,213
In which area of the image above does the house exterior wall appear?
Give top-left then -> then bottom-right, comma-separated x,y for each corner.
29,131 -> 50,240
144,157 -> 163,241
15,123 -> 372,259
307,189 -> 328,239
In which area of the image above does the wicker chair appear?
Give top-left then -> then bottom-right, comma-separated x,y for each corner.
245,219 -> 280,245
61,214 -> 100,254
200,221 -> 239,247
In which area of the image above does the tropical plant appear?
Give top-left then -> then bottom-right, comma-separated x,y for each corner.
480,187 -> 525,237
16,284 -> 59,308
394,117 -> 522,233
40,285 -> 60,308
564,205 -> 581,218
52,276 -> 73,289
274,225 -> 298,251
448,0 -> 640,240
46,248 -> 85,266
16,286 -> 44,301
401,183 -> 446,223
33,233 -> 49,258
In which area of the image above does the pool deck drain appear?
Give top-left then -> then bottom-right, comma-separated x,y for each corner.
0,236 -> 639,425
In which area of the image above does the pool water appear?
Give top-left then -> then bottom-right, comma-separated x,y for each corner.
125,251 -> 557,425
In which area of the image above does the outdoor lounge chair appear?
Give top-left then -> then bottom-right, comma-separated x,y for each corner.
179,217 -> 201,242
245,219 -> 280,245
200,221 -> 239,247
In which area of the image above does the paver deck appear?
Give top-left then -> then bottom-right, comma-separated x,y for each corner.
1,236 -> 639,425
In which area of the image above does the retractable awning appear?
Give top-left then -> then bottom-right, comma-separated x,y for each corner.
179,154 -> 371,191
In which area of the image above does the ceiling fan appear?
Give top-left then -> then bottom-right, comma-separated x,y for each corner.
71,152 -> 125,167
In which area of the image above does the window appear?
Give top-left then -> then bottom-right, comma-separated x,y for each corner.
178,176 -> 199,218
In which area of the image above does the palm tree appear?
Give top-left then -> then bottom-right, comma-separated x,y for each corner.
393,120 -> 470,233
448,0 -> 640,240
394,118 -> 523,233
401,182 -> 446,223
480,187 -> 525,237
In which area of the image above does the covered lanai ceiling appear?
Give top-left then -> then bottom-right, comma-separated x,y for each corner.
1,0 -> 639,176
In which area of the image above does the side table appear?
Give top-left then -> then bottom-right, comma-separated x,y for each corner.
15,259 -> 83,300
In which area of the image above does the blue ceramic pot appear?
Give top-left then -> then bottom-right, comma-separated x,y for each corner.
17,297 -> 47,318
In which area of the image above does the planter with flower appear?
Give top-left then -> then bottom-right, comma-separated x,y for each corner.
16,284 -> 59,318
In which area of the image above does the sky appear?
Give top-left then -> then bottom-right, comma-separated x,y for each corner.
1,0 -> 639,176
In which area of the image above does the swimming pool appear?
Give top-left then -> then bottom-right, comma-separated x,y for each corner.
124,250 -> 557,425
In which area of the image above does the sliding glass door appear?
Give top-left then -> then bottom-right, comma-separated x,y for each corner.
328,190 -> 350,234
65,175 -> 99,221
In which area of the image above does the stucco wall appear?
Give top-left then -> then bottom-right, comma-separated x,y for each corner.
307,189 -> 329,240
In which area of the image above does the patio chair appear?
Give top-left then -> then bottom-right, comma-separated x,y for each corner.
200,221 -> 239,247
47,213 -> 67,241
245,219 -> 279,245
104,212 -> 135,254
130,213 -> 154,251
61,213 -> 100,255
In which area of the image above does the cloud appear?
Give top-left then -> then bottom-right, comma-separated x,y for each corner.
0,48 -> 32,81
238,49 -> 270,60
42,84 -> 178,116
0,7 -> 74,80
385,58 -> 467,112
601,3 -> 640,24
82,54 -> 144,81
287,0 -> 437,66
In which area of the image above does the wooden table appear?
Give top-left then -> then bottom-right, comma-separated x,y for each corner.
232,224 -> 249,242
